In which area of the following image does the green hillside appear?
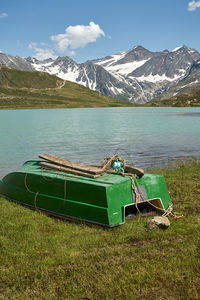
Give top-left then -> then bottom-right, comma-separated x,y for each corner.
148,87 -> 200,107
0,66 -> 63,89
0,67 -> 132,109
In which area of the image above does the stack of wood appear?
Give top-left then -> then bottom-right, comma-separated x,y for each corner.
39,153 -> 144,179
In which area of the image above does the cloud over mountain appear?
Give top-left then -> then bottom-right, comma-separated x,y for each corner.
28,42 -> 57,60
28,22 -> 105,59
50,22 -> 105,53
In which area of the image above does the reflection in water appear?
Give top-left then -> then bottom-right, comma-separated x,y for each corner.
176,112 -> 200,117
0,107 -> 200,177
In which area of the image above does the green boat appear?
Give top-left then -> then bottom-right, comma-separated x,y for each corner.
0,159 -> 172,227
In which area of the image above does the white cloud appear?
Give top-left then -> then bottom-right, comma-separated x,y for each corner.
28,22 -> 105,60
50,21 -> 105,53
188,1 -> 200,11
0,13 -> 8,19
33,48 -> 57,60
40,42 -> 50,47
29,42 -> 38,49
28,42 -> 57,60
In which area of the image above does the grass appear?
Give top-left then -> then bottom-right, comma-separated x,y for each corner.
0,159 -> 200,299
0,66 -> 63,89
0,67 -> 133,109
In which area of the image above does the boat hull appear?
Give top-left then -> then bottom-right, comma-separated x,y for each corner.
0,161 -> 172,227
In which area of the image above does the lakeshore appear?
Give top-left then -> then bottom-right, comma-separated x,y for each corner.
0,159 -> 200,299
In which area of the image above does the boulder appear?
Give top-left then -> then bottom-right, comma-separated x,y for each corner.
147,216 -> 170,230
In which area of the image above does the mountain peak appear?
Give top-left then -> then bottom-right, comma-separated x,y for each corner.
131,45 -> 151,53
171,45 -> 197,53
171,46 -> 184,52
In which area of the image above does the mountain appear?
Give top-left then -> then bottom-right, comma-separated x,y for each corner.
0,66 -> 130,109
93,45 -> 200,103
148,59 -> 200,106
1,45 -> 200,104
154,59 -> 200,100
0,52 -> 34,71
27,56 -> 138,102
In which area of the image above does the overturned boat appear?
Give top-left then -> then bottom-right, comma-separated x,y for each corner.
0,154 -> 172,227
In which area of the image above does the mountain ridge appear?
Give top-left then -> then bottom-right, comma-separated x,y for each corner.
0,45 -> 200,103
0,66 -> 131,109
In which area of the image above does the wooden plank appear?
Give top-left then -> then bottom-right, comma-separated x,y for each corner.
39,153 -> 103,175
39,161 -> 100,179
125,165 -> 144,177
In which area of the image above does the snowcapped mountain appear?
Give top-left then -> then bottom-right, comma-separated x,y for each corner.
26,56 -> 139,100
92,46 -> 153,80
92,45 -> 200,102
1,45 -> 200,103
157,58 -> 200,100
0,52 -> 33,71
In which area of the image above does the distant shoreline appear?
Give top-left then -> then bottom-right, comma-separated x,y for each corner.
1,103 -> 200,109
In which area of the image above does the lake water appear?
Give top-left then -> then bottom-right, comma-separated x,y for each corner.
0,107 -> 200,177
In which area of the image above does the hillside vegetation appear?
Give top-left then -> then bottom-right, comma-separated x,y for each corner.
0,159 -> 200,299
0,66 -> 63,89
149,87 -> 200,107
0,67 -> 132,109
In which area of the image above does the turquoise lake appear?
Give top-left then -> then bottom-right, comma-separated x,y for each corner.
0,107 -> 200,177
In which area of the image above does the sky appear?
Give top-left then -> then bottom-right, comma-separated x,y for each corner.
1,0 -> 200,63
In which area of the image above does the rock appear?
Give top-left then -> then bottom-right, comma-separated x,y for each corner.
147,216 -> 170,230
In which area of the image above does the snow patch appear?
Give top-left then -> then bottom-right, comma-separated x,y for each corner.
105,59 -> 149,76
180,80 -> 199,89
133,73 -> 181,83
108,86 -> 124,95
58,66 -> 80,82
95,51 -> 127,67
171,46 -> 183,52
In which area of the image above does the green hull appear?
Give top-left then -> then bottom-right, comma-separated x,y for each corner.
0,161 -> 172,227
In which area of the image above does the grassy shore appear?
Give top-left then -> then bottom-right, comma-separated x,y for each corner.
0,159 -> 200,299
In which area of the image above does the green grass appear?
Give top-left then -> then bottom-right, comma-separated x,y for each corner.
0,66 -> 63,89
0,67 -> 133,109
0,159 -> 200,299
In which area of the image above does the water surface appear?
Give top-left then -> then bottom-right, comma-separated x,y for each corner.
0,107 -> 200,177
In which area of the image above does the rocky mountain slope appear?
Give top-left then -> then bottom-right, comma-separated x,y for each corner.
92,45 -> 200,102
1,45 -> 200,103
0,52 -> 34,71
155,59 -> 200,100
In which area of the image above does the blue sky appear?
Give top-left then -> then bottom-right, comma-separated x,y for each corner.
1,0 -> 200,62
